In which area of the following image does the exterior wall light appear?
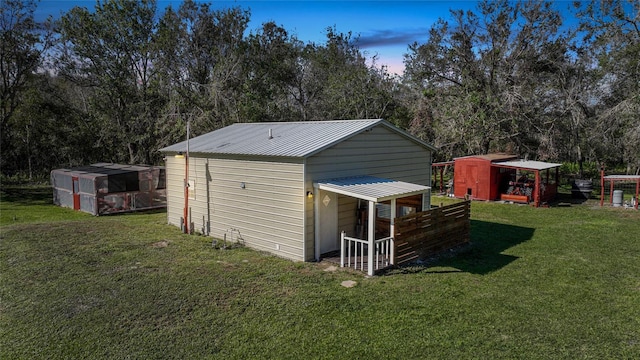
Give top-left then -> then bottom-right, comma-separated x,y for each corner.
306,191 -> 313,199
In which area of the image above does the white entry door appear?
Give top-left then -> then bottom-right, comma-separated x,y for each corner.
318,190 -> 338,254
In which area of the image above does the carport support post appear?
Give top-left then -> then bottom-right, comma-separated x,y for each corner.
313,184 -> 320,261
533,170 -> 541,207
390,198 -> 396,265
610,180 -> 614,205
340,231 -> 345,267
636,179 -> 640,210
600,166 -> 605,207
367,200 -> 375,276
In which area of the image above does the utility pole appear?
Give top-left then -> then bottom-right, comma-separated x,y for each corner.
183,118 -> 190,234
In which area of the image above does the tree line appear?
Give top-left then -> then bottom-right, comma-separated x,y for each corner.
1,0 -> 638,181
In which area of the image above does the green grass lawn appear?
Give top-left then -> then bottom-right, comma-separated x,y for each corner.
1,186 -> 639,359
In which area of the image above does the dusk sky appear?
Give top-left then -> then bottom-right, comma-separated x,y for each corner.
36,1 -> 585,75
35,0 -> 489,75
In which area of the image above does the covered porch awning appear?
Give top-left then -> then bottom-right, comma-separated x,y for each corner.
313,176 -> 431,276
315,175 -> 431,203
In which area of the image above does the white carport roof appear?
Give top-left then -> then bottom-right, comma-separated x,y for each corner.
494,160 -> 562,171
603,175 -> 640,180
315,175 -> 430,203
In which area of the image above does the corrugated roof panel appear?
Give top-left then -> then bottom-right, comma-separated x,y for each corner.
160,119 -> 436,158
316,175 -> 431,202
603,175 -> 640,180
495,160 -> 562,171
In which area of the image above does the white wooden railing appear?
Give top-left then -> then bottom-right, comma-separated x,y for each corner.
375,235 -> 394,270
340,231 -> 394,273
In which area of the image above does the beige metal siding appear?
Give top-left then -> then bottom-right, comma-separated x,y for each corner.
207,157 -> 305,261
188,157 -> 214,235
306,126 -> 431,183
165,156 -> 212,234
304,125 -> 432,250
337,195 -> 358,237
165,156 -> 185,228
166,155 -> 306,261
304,193 -> 315,261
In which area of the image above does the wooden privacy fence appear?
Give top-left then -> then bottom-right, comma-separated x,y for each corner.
394,200 -> 471,266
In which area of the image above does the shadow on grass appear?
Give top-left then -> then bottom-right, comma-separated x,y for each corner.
550,192 -> 591,207
380,219 -> 535,276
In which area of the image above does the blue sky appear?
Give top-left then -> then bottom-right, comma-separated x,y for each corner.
235,0 -> 479,74
37,0 -> 482,74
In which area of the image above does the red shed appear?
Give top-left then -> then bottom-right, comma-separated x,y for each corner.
451,154 -> 561,207
453,154 -> 517,201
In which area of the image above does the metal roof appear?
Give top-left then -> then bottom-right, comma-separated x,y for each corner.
160,119 -> 436,158
51,163 -> 161,178
315,175 -> 431,203
455,153 -> 518,162
603,175 -> 640,180
494,160 -> 562,171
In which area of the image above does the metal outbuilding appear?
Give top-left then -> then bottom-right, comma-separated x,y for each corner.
160,119 -> 437,271
452,154 -> 518,201
51,163 -> 166,215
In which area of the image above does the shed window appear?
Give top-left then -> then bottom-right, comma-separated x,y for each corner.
376,202 -> 418,220
376,203 -> 391,219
